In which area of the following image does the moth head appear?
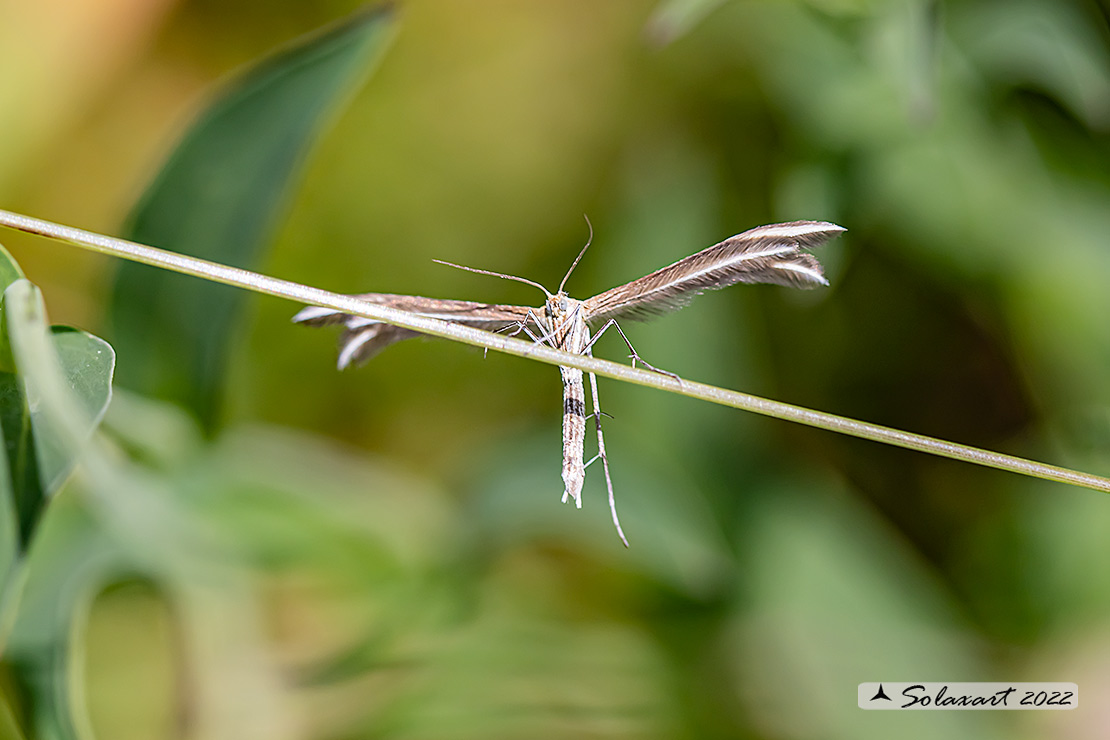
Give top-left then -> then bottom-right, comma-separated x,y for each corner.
546,294 -> 572,319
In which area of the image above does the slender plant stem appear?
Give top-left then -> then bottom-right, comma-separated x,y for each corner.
2,208 -> 1109,494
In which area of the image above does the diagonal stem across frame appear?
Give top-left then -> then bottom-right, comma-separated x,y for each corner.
1,207 -> 1108,495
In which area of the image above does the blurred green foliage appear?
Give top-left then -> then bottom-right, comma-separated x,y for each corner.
112,5 -> 394,431
1,0 -> 1109,738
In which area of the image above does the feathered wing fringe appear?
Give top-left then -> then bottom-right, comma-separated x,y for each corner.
291,293 -> 536,368
583,221 -> 844,324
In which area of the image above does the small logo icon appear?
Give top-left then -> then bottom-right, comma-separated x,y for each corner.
870,684 -> 892,702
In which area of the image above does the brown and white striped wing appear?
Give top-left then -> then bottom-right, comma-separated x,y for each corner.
582,221 -> 844,325
293,293 -> 537,369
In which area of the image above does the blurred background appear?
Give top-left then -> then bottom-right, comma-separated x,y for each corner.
2,0 -> 1110,737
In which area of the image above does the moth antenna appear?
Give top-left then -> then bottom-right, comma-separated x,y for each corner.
433,259 -> 552,299
558,214 -> 594,294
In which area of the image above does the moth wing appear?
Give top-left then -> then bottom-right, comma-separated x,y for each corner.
583,221 -> 843,325
293,293 -> 538,369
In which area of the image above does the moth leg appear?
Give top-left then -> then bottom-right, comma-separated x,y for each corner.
485,310 -> 547,358
582,408 -> 614,465
486,322 -> 525,359
586,368 -> 629,547
587,319 -> 681,382
500,308 -> 555,345
525,308 -> 567,348
493,322 -> 525,339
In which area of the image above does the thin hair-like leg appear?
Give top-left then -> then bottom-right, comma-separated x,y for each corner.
585,319 -> 681,381
587,367 -> 628,547
486,309 -> 547,358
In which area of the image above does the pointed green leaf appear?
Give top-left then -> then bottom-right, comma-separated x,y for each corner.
35,327 -> 115,496
0,280 -> 115,559
0,242 -> 25,375
0,279 -> 115,738
0,244 -> 24,300
0,242 -> 27,632
110,5 -> 396,431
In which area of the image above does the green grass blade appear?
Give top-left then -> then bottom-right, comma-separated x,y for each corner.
110,5 -> 396,431
4,208 -> 1110,498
